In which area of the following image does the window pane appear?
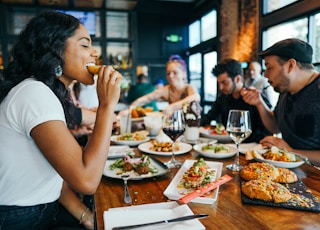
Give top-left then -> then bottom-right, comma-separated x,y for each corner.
189,20 -> 200,47
204,51 -> 217,101
263,0 -> 298,14
262,17 -> 308,50
106,12 -> 129,38
189,53 -> 201,80
106,42 -> 132,69
190,79 -> 201,94
201,10 -> 217,42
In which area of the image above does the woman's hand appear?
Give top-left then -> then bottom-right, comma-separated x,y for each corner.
96,66 -> 122,108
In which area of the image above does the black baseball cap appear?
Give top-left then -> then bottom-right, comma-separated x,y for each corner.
258,38 -> 313,63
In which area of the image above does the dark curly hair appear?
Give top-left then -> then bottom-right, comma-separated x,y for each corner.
0,11 -> 80,126
212,58 -> 243,81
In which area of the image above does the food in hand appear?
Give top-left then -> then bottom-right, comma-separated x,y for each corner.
181,158 -> 214,189
241,179 -> 292,203
109,154 -> 158,175
201,143 -> 229,153
86,64 -> 101,74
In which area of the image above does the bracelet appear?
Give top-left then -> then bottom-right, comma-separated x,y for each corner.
79,207 -> 90,224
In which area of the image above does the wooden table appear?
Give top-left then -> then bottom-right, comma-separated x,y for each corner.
94,146 -> 320,230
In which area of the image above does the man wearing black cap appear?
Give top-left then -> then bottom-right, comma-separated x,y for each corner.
241,38 -> 320,165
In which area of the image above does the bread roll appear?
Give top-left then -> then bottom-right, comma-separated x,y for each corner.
87,65 -> 101,74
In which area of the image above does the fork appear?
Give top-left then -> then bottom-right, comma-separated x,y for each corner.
121,175 -> 132,204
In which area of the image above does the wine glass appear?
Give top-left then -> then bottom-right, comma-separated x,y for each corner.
226,110 -> 252,171
162,109 -> 186,168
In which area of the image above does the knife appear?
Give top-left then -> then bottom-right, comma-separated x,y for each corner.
111,214 -> 209,230
294,153 -> 320,170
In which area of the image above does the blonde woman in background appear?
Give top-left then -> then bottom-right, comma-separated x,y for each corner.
129,55 -> 200,111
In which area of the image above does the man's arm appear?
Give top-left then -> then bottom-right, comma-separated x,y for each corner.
241,87 -> 279,134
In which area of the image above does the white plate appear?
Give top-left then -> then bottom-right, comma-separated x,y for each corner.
193,143 -> 237,159
199,127 -> 232,143
108,146 -> 134,158
111,135 -> 150,146
103,157 -> 168,180
164,160 -> 223,204
138,142 -> 192,156
104,202 -> 205,230
252,145 -> 305,169
225,142 -> 259,154
181,136 -> 217,145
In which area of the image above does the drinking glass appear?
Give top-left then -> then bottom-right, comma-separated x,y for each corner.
162,109 -> 186,168
226,110 -> 252,171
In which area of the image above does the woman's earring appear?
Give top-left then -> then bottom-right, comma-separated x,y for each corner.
55,65 -> 62,77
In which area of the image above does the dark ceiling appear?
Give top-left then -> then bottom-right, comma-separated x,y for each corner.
0,0 -> 201,10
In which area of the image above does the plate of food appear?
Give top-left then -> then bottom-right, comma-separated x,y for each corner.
193,143 -> 237,159
138,141 -> 192,156
163,159 -> 223,204
199,124 -> 231,143
103,154 -> 168,180
246,145 -> 304,168
111,131 -> 150,146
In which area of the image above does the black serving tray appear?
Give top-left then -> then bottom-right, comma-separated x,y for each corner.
240,179 -> 320,212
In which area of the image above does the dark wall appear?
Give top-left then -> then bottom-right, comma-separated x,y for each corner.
135,1 -> 192,84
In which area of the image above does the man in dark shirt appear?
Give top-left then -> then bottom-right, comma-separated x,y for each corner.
242,38 -> 320,165
201,58 -> 271,143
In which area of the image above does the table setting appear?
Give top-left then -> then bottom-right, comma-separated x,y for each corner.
99,107 -> 320,230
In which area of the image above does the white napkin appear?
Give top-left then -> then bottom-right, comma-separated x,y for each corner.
103,202 -> 205,230
108,145 -> 133,158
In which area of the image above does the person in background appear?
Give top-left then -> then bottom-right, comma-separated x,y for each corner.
242,38 -> 320,165
154,78 -> 165,89
0,11 -> 121,229
129,55 -> 200,111
201,58 -> 271,143
127,73 -> 157,111
245,61 -> 279,109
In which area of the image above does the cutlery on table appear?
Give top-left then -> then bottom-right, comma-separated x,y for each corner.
294,153 -> 320,170
121,174 -> 132,204
111,213 -> 209,230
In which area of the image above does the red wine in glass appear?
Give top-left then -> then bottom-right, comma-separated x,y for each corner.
162,128 -> 185,142
162,109 -> 185,168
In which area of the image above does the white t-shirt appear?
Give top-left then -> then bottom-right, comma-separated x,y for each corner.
0,78 -> 66,206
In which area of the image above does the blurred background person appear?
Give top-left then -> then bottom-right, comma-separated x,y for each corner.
127,73 -> 157,111
154,78 -> 165,90
128,54 -> 200,111
245,61 -> 279,109
201,58 -> 271,143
